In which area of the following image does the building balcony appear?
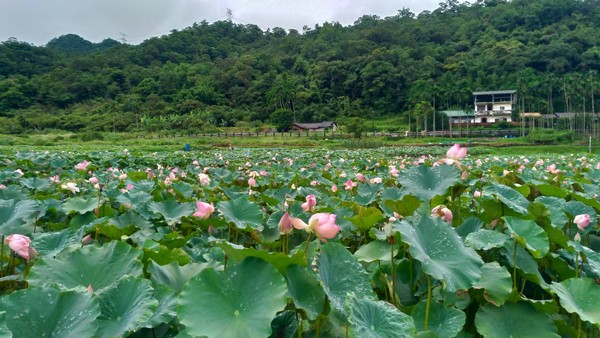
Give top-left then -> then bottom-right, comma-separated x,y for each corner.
474,110 -> 512,116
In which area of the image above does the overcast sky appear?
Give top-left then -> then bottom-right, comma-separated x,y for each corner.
0,0 -> 440,46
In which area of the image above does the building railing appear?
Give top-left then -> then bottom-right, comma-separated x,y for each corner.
474,110 -> 512,116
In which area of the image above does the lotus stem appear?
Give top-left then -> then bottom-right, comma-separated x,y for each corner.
575,253 -> 580,278
424,275 -> 432,331
0,236 -> 4,277
390,241 -> 397,307
304,232 -> 312,254
513,239 -> 518,290
577,314 -> 582,338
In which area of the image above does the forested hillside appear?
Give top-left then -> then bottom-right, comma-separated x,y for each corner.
1,0 -> 600,133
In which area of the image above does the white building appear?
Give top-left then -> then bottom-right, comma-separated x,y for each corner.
473,90 -> 517,124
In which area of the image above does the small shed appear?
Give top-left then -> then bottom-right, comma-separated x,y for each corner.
292,121 -> 338,131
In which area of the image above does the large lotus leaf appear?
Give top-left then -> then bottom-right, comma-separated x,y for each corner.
549,278 -> 600,326
398,216 -> 483,292
269,310 -> 298,338
28,240 -> 143,291
284,264 -> 326,320
348,295 -> 416,338
354,240 -> 398,263
19,177 -> 51,191
534,196 -> 568,228
568,241 -> 600,279
95,276 -> 159,338
62,196 -> 99,215
398,165 -> 460,202
412,300 -> 466,337
149,198 -> 195,225
455,217 -> 484,239
317,242 -> 376,319
116,190 -> 152,209
355,183 -> 381,205
0,312 -> 10,338
0,286 -> 100,338
32,228 -> 80,257
178,257 -> 287,338
148,260 -> 205,293
348,206 -> 386,231
535,183 -> 569,198
504,216 -> 549,259
381,194 -> 421,218
217,240 -> 306,274
483,183 -> 529,214
500,240 -> 549,290
142,240 -> 191,265
473,262 -> 512,306
475,302 -> 559,338
0,199 -> 37,235
465,229 -> 508,251
217,196 -> 264,230
143,283 -> 177,329
110,210 -> 152,229
171,181 -> 194,199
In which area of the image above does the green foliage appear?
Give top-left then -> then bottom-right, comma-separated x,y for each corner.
270,108 -> 294,132
344,117 -> 368,139
526,129 -> 574,144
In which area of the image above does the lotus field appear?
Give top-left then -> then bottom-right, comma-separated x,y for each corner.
2,144 -> 600,337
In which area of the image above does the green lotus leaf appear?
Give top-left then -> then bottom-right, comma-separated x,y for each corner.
568,241 -> 600,279
534,196 -> 568,228
178,257 -> 287,338
110,210 -> 152,229
143,283 -> 177,329
0,286 -> 100,338
348,295 -> 416,338
484,183 -> 529,214
455,217 -> 484,239
535,183 -> 568,198
317,242 -> 376,319
355,183 -> 381,205
0,312 -> 10,338
217,240 -> 306,274
501,240 -> 549,290
28,240 -> 143,292
269,310 -> 298,338
475,302 -> 559,338
148,260 -> 205,293
348,205 -> 386,231
398,164 -> 460,202
142,240 -> 191,265
62,196 -> 99,214
95,276 -> 159,338
354,240 -> 398,263
381,194 -> 421,219
473,262 -> 512,306
504,216 -> 549,258
171,181 -> 194,198
564,200 -> 597,221
32,228 -> 80,257
19,177 -> 51,191
149,198 -> 195,225
549,277 -> 600,326
116,190 -> 152,210
465,229 -> 508,251
284,264 -> 326,320
217,196 -> 264,230
0,199 -> 37,235
398,216 -> 483,292
412,300 -> 466,337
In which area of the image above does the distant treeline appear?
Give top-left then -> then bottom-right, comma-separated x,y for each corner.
1,0 -> 600,133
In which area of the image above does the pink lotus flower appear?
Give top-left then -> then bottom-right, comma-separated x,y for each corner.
331,185 -> 338,193
370,177 -> 382,184
473,190 -> 482,198
279,211 -> 293,234
302,194 -> 317,212
193,201 -> 215,219
75,160 -> 90,171
248,177 -> 257,187
292,213 -> 341,242
198,173 -> 211,186
344,179 -> 357,191
88,176 -> 99,185
356,173 -> 366,183
5,234 -> 36,260
50,175 -> 60,184
574,214 -> 591,230
81,234 -> 93,245
441,144 -> 468,165
431,205 -> 453,223
61,182 -> 79,194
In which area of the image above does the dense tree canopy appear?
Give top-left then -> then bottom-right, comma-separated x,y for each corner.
1,0 -> 600,133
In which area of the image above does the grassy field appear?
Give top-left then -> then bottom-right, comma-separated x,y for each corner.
1,131 -> 598,156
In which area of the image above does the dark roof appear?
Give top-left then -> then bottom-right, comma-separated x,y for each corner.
292,121 -> 337,129
473,90 -> 517,95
